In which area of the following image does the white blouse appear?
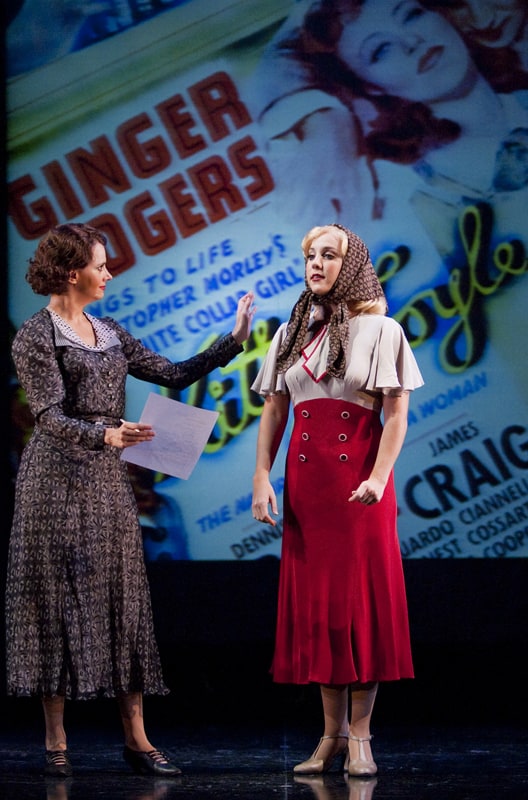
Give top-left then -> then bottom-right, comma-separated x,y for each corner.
252,314 -> 424,412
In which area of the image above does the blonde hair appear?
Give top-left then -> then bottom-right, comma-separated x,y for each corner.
301,225 -> 348,258
301,226 -> 387,316
348,297 -> 388,316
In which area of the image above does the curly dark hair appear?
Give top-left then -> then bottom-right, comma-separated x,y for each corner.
26,223 -> 107,296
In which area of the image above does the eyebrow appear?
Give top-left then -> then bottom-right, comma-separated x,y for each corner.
359,0 -> 412,53
359,0 -> 406,51
307,247 -> 339,255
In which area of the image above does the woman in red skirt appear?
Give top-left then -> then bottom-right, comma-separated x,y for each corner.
251,223 -> 424,778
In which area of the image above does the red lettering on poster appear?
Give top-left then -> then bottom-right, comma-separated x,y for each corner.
228,136 -> 275,200
189,155 -> 245,223
41,161 -> 84,218
160,173 -> 207,238
8,174 -> 58,237
188,71 -> 252,142
66,135 -> 132,206
117,113 -> 172,178
7,70 -> 274,265
124,191 -> 178,255
155,94 -> 207,158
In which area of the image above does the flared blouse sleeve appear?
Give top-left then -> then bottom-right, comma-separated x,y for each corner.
251,316 -> 423,399
251,322 -> 289,396
363,316 -> 424,395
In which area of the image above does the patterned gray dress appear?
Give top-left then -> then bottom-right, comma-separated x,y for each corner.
6,308 -> 242,699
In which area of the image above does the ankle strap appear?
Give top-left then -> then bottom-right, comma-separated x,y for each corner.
321,733 -> 350,741
349,735 -> 373,742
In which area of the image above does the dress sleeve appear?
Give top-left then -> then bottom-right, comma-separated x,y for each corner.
251,322 -> 289,396
11,312 -> 106,449
105,319 -> 243,388
365,318 -> 424,395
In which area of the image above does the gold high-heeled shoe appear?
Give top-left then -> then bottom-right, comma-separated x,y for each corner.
346,735 -> 377,777
293,734 -> 349,774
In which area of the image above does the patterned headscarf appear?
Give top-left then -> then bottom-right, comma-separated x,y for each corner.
275,223 -> 385,378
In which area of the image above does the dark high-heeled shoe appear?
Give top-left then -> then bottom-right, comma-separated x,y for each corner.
44,749 -> 73,777
123,745 -> 182,776
346,735 -> 377,777
293,734 -> 349,774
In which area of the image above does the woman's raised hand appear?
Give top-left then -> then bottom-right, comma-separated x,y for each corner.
232,292 -> 256,345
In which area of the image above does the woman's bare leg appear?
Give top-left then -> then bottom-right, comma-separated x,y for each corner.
349,681 -> 378,739
117,692 -> 153,751
119,692 -> 181,775
293,684 -> 350,772
315,683 -> 350,762
348,681 -> 378,775
42,695 -> 67,752
321,684 -> 349,737
42,695 -> 72,775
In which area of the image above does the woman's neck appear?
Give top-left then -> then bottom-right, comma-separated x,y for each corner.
47,296 -> 96,346
47,295 -> 87,324
431,72 -> 505,139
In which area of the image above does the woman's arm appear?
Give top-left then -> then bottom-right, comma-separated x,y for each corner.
349,392 -> 409,505
12,313 -> 109,450
113,293 -> 255,389
252,392 -> 290,526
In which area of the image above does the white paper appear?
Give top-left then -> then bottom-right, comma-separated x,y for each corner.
121,392 -> 219,479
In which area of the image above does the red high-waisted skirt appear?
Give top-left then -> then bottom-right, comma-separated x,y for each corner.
271,397 -> 414,685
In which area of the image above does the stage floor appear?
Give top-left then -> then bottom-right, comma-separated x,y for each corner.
1,719 -> 527,800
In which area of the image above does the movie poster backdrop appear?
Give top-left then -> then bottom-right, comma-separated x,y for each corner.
7,0 -> 528,560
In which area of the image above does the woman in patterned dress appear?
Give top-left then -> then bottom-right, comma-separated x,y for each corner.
251,224 -> 423,778
6,222 -> 255,777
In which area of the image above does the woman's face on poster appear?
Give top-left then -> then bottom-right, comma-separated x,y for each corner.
335,0 -> 476,104
439,1 -> 526,50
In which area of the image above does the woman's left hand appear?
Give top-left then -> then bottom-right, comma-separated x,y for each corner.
105,421 -> 155,449
348,477 -> 385,505
232,292 -> 256,345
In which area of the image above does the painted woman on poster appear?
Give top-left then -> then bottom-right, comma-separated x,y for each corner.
249,0 -> 528,309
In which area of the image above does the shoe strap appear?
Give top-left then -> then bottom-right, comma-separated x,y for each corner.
349,735 -> 373,742
46,750 -> 69,764
146,749 -> 170,764
321,734 -> 349,741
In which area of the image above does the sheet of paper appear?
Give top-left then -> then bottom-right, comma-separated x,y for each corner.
121,392 -> 219,479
